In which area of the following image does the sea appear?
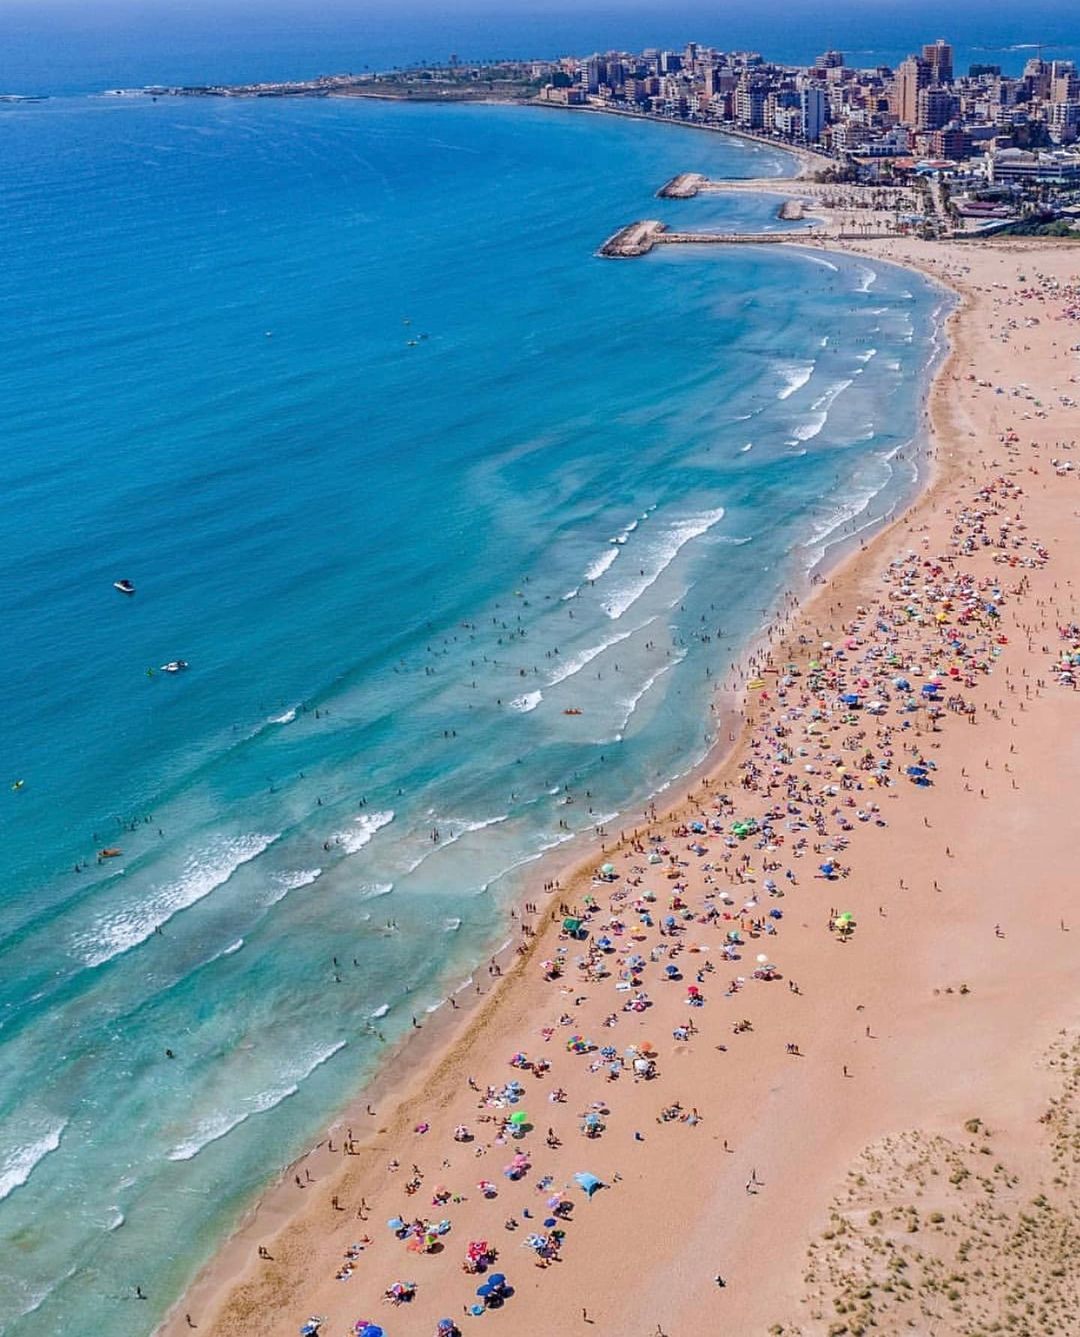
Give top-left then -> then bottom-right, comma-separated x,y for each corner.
0,15 -> 953,1335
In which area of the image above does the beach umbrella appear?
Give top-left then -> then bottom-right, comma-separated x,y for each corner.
489,1274 -> 506,1287
387,1217 -> 404,1231
508,1110 -> 528,1126
573,1171 -> 604,1197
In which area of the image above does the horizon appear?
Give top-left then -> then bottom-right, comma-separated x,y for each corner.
2,1 -> 1078,96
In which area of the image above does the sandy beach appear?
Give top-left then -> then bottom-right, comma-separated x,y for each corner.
160,231 -> 1080,1337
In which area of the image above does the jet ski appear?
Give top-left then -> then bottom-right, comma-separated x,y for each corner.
160,660 -> 189,673
114,579 -> 136,595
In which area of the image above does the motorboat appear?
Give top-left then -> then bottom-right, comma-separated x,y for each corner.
113,579 -> 136,595
160,660 -> 189,673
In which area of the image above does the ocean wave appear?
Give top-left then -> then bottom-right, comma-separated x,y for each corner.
166,1041 -> 346,1162
798,253 -> 839,273
609,517 -> 640,545
72,833 -> 279,968
547,623 -> 645,686
602,507 -> 725,620
509,690 -> 542,712
404,814 -> 509,874
791,411 -> 827,443
267,707 -> 297,725
776,363 -> 814,400
583,546 -> 619,583
803,470 -> 890,554
811,378 -> 854,414
369,1003 -> 390,1019
855,265 -> 878,293
616,652 -> 686,731
223,938 -> 244,956
0,1119 -> 67,1202
854,348 -> 877,364
358,882 -> 394,901
339,809 -> 394,855
478,830 -> 577,894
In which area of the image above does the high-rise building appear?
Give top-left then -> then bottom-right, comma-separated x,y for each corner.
814,50 -> 845,71
735,77 -> 768,129
801,85 -> 828,141
922,39 -> 953,86
917,85 -> 955,131
893,56 -> 930,126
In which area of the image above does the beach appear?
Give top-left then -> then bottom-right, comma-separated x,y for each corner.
158,229 -> 1080,1337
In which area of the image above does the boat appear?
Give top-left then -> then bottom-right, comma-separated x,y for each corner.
98,848 -> 122,858
563,708 -> 583,716
160,660 -> 189,673
113,579 -> 136,595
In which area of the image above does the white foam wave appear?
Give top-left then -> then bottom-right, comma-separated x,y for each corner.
167,1041 -> 346,1161
0,1120 -> 67,1202
444,917 -> 462,932
358,882 -> 394,901
477,831 -> 577,894
370,1003 -> 390,1019
264,867 -> 322,907
799,253 -> 839,273
510,690 -> 543,712
602,507 -> 725,620
777,363 -> 814,400
792,412 -> 827,443
268,707 -> 297,725
339,810 -> 394,855
547,623 -> 644,686
855,265 -> 878,293
223,938 -> 244,956
740,442 -> 753,452
854,348 -> 877,364
404,814 -> 509,874
811,378 -> 854,414
73,833 -> 278,968
584,547 -> 619,583
616,652 -> 686,731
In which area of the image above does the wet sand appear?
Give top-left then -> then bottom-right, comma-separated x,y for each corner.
161,237 -> 1080,1337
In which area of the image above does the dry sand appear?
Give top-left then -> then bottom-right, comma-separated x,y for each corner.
161,237 -> 1080,1337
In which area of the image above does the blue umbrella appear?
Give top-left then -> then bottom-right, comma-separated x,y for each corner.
359,1328 -> 384,1337
574,1171 -> 604,1197
387,1217 -> 404,1230
477,1282 -> 494,1298
489,1273 -> 506,1287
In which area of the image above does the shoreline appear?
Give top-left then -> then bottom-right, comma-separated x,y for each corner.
158,191 -> 970,1336
165,230 -> 1080,1331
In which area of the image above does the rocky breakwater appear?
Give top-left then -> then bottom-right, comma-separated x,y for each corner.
599,219 -> 667,257
657,173 -> 706,199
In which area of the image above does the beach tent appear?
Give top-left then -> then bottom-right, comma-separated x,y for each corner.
573,1171 -> 605,1197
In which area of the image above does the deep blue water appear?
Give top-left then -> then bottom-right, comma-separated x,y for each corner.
0,0 -> 1076,97
0,89 -> 943,1336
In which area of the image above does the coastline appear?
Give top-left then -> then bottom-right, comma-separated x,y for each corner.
158,201 -> 987,1334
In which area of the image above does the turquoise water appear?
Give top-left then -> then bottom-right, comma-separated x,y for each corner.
0,95 -> 942,1334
